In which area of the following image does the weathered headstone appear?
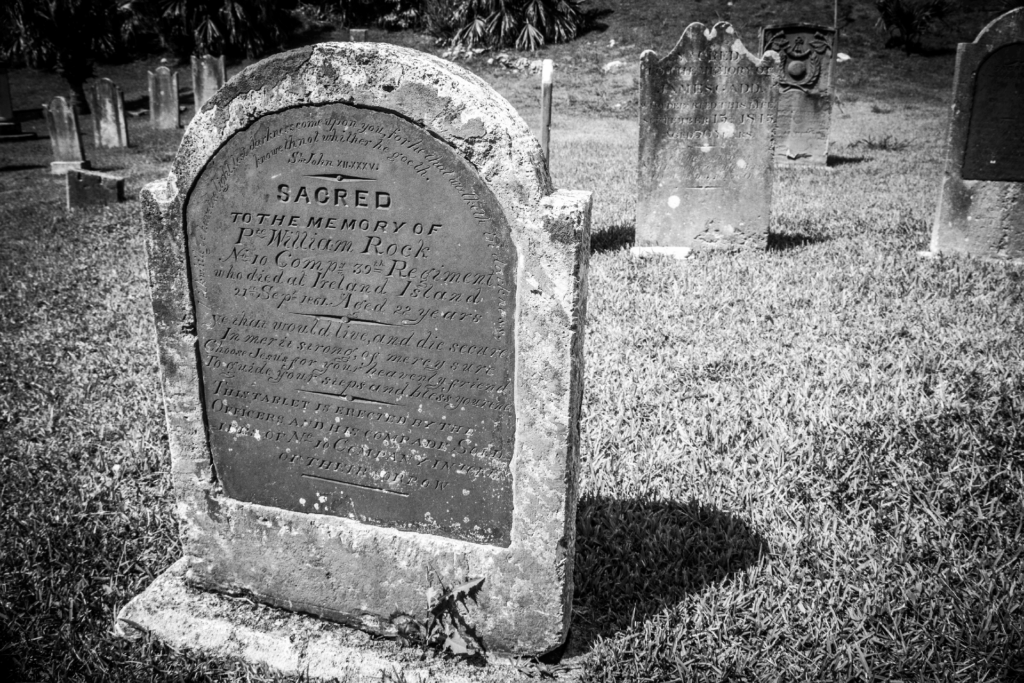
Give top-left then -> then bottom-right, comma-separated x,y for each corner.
350,28 -> 368,42
149,67 -> 180,130
43,96 -> 90,175
119,42 -> 592,665
86,77 -> 130,148
760,24 -> 836,167
66,169 -> 125,208
191,54 -> 226,111
635,22 -> 781,257
0,67 -> 36,141
932,8 -> 1024,260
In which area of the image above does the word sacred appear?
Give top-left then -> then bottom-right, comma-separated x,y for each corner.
277,184 -> 391,209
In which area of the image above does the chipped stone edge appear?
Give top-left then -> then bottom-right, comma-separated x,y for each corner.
137,42 -> 590,656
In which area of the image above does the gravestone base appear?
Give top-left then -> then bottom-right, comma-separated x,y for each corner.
66,169 -> 125,208
118,559 -> 579,683
630,246 -> 692,259
50,160 -> 90,175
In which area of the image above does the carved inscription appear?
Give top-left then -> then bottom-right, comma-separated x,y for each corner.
963,43 -> 1024,181
186,103 -> 517,546
637,24 -> 778,249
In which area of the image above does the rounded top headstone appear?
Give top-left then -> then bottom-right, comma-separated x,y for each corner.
173,42 -> 551,229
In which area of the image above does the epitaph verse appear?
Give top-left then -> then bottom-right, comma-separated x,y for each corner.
637,22 -> 780,253
187,103 -> 517,546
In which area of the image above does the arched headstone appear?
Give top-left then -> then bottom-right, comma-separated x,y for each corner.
932,8 -> 1024,260
761,24 -> 837,167
87,77 -> 129,148
636,22 -> 781,257
43,95 -> 90,174
191,54 -> 226,111
148,67 -> 179,130
120,42 -> 592,661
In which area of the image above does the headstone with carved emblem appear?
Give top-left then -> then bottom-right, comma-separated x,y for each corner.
760,24 -> 836,167
117,42 -> 592,669
932,8 -> 1024,260
635,22 -> 781,257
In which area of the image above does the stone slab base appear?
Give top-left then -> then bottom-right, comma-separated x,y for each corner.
50,160 -> 90,175
631,246 -> 692,259
67,169 -> 125,208
116,559 -> 582,683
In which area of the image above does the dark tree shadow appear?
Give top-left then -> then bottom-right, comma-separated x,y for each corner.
578,8 -> 614,37
828,154 -> 869,167
591,222 -> 634,253
561,495 -> 768,654
767,232 -> 827,251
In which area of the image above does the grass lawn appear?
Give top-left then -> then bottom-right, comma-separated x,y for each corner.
2,0 -> 1024,680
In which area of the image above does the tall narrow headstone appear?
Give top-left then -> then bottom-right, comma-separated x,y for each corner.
119,42 -> 592,663
932,8 -> 1024,260
86,77 -> 129,148
191,54 -> 226,111
149,67 -> 180,130
0,67 -> 36,141
635,22 -> 781,257
43,96 -> 90,175
760,24 -> 836,167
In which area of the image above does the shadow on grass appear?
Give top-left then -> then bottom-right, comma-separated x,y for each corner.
567,495 -> 768,650
0,164 -> 46,172
579,7 -> 614,36
591,222 -> 635,253
767,232 -> 827,251
828,154 -> 869,166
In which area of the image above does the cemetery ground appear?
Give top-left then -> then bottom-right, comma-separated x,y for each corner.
2,1 -> 1024,680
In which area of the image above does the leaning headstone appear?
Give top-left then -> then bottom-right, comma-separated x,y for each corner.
43,96 -> 90,175
760,24 -> 836,167
350,28 -> 368,42
66,169 -> 125,208
86,77 -> 130,148
148,67 -> 179,130
635,22 -> 781,257
932,8 -> 1024,260
119,42 -> 592,666
191,54 -> 226,111
0,67 -> 36,141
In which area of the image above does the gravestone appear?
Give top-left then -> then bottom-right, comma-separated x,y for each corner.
66,169 -> 125,208
760,24 -> 836,167
119,42 -> 592,664
635,22 -> 781,257
43,96 -> 90,175
86,77 -> 130,148
149,67 -> 180,130
932,8 -> 1024,260
350,28 -> 368,42
0,67 -> 36,141
191,54 -> 226,111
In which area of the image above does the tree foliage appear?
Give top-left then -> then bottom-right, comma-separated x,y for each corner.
438,0 -> 586,51
874,0 -> 960,53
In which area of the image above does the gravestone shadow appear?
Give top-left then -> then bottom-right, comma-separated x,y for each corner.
828,154 -> 869,166
767,231 -> 827,251
591,222 -> 635,253
565,495 -> 768,653
579,7 -> 614,36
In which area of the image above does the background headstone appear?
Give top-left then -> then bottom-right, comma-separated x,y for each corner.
761,24 -> 836,167
191,54 -> 226,111
0,67 -> 36,141
121,42 -> 591,658
86,77 -> 130,148
932,8 -> 1024,260
349,28 -> 368,42
43,95 -> 90,175
635,22 -> 781,257
149,67 -> 180,130
66,169 -> 125,208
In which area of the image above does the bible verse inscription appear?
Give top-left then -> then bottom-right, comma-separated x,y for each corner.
186,103 -> 517,546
